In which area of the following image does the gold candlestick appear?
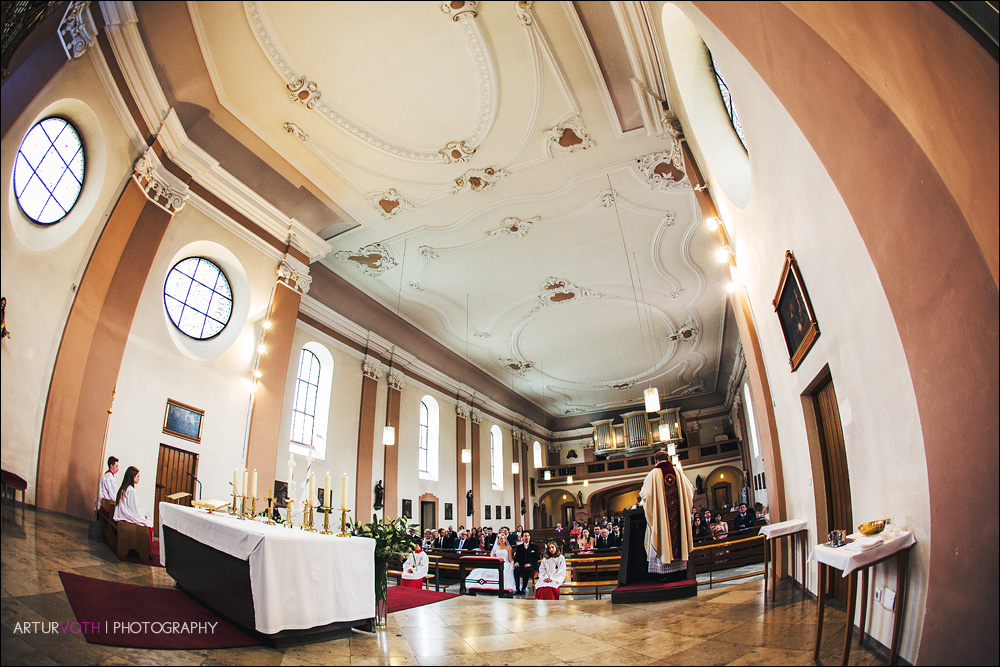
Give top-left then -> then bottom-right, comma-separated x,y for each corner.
337,507 -> 351,538
264,490 -> 276,525
231,490 -> 238,515
303,501 -> 316,531
286,500 -> 295,530
250,497 -> 257,520
238,495 -> 246,520
321,506 -> 332,535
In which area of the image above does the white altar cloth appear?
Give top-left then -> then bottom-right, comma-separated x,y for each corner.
809,530 -> 915,577
159,503 -> 375,634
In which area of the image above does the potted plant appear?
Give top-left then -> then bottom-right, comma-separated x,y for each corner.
349,515 -> 420,628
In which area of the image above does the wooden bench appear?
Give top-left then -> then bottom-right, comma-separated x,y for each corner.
560,553 -> 622,599
1,469 -> 27,514
103,499 -> 151,560
690,534 -> 765,588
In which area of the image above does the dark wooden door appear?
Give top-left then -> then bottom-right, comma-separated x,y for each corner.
713,483 -> 731,511
420,501 -> 436,534
154,444 -> 198,536
812,374 -> 853,603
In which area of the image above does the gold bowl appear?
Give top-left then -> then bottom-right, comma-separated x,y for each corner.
858,520 -> 886,536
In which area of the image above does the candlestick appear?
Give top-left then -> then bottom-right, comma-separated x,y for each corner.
286,497 -> 295,530
321,505 -> 332,535
264,488 -> 275,525
303,500 -> 316,532
230,487 -> 238,515
337,508 -> 351,538
251,497 -> 257,520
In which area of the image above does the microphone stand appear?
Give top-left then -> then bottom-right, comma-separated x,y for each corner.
187,472 -> 203,500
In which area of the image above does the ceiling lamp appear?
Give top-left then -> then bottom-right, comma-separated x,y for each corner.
658,422 -> 670,441
671,455 -> 680,467
382,425 -> 395,446
511,461 -> 520,475
383,239 -> 408,449
644,387 -> 660,413
543,470 -> 552,481
706,216 -> 720,231
716,246 -> 731,263
667,443 -> 677,457
461,448 -> 472,464
567,475 -> 574,484
583,479 -> 589,487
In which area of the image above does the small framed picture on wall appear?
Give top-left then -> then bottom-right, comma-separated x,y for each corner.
485,505 -> 492,520
163,399 -> 204,443
773,251 -> 820,371
444,503 -> 453,521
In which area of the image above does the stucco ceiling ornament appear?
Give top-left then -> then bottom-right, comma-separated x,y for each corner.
515,1 -> 534,26
487,216 -> 538,238
440,141 -> 477,164
499,358 -> 534,376
543,116 -> 595,158
132,149 -> 188,215
245,0 -> 497,162
606,381 -> 635,390
600,189 -> 617,208
635,148 -> 694,192
282,122 -> 308,142
526,277 -> 608,317
287,76 -> 322,108
334,242 -> 398,278
59,1 -> 95,60
452,166 -> 509,194
668,318 -> 700,346
440,1 -> 479,20
366,189 -> 415,220
661,211 -> 676,227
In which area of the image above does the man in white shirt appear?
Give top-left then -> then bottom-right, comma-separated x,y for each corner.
99,457 -> 119,508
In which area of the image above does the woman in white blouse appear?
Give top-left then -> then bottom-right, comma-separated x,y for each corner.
534,541 -> 566,600
113,466 -> 153,558
400,546 -> 429,589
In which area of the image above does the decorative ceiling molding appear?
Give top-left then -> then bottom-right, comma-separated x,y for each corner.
634,148 -> 694,191
59,1 -> 96,60
277,259 -> 312,295
133,148 -> 189,214
668,317 -> 700,347
245,0 -> 498,162
515,1 -> 533,26
334,242 -> 398,278
486,216 -> 538,238
543,115 -> 595,158
526,277 -> 608,318
283,121 -> 308,142
452,166 -> 510,194
499,358 -> 535,376
440,141 -> 477,164
366,189 -> 415,220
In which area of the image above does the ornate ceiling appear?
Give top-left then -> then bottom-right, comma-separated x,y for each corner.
182,0 -> 735,418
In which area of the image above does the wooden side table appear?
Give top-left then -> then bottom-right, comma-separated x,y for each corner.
811,531 -> 916,666
760,519 -> 808,603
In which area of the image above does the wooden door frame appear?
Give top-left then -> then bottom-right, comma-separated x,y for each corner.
153,443 -> 198,536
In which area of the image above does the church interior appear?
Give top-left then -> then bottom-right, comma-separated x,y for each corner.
1,1 -> 997,665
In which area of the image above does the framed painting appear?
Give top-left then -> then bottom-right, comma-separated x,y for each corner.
495,505 -> 502,521
444,503 -> 453,521
163,399 -> 204,443
773,251 -> 820,371
485,505 -> 492,520
401,499 -> 412,519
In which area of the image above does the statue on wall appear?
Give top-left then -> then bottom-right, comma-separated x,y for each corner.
373,480 -> 384,511
696,475 -> 704,495
466,489 -> 474,517
520,498 -> 526,516
577,490 -> 584,506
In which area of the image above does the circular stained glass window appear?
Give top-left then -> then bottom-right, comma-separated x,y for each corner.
13,117 -> 86,225
163,257 -> 233,340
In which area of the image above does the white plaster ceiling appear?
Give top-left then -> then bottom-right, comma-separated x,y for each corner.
190,0 -> 732,417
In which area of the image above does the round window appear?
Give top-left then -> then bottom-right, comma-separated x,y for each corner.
163,257 -> 234,340
13,117 -> 85,224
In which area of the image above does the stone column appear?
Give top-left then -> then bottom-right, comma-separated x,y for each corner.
382,369 -> 403,519
355,355 -> 381,517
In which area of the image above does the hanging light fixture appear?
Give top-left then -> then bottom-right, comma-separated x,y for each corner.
659,421 -> 670,442
567,475 -> 574,484
644,387 -> 660,413
583,479 -> 589,487
667,442 -> 676,457
461,448 -> 472,464
382,239 -> 408,448
382,425 -> 396,446
511,461 -> 520,475
544,469 -> 552,481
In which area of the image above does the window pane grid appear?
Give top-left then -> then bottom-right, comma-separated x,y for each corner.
13,117 -> 85,225
290,350 -> 321,447
163,257 -> 233,340
711,53 -> 748,152
418,401 -> 430,473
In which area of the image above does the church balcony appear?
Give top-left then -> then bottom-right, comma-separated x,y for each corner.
537,439 -> 743,487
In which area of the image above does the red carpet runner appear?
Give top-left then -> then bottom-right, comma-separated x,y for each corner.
60,573 -> 459,649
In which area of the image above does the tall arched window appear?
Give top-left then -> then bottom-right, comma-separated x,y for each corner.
289,342 -> 334,460
418,395 -> 439,480
533,441 -> 543,469
743,382 -> 761,459
490,425 -> 503,490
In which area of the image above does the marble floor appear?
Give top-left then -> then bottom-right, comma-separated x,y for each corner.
1,508 -> 889,666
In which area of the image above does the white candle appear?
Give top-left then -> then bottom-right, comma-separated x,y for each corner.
233,469 -> 239,496
288,460 -> 294,486
251,469 -> 258,498
341,473 -> 349,509
325,486 -> 332,509
243,470 -> 249,498
309,473 -> 316,505
324,472 -> 331,507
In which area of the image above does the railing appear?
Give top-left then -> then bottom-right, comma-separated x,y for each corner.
538,442 -> 742,485
689,533 -> 766,588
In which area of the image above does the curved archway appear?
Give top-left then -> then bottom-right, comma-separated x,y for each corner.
703,465 -> 744,513
586,481 -> 643,518
538,488 -> 577,528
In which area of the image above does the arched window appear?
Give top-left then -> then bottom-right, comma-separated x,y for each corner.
289,342 -> 334,460
14,117 -> 85,225
418,395 -> 439,481
743,382 -> 761,459
163,257 -> 233,340
533,441 -> 543,469
490,425 -> 503,490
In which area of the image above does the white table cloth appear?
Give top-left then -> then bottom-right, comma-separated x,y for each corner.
159,503 -> 375,634
809,530 -> 915,577
759,518 -> 808,539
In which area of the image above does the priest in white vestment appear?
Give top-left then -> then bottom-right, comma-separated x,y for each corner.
640,450 -> 695,576
400,546 -> 429,589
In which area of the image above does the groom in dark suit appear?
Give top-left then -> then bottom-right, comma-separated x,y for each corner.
512,532 -> 540,595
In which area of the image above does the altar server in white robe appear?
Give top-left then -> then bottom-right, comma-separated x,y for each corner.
400,546 -> 429,589
114,466 -> 152,528
534,542 -> 566,600
98,456 -> 119,509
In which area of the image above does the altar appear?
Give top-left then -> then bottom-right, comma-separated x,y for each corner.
158,503 -> 374,645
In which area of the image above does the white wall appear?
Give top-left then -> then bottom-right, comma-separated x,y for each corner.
107,204 -> 277,511
0,54 -> 135,505
667,3 -> 931,659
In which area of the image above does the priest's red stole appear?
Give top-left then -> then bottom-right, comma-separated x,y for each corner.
655,461 -> 682,561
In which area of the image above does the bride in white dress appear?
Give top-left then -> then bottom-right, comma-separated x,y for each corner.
465,533 -> 515,594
